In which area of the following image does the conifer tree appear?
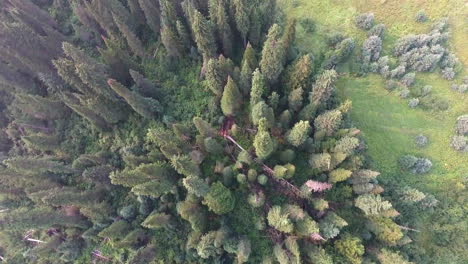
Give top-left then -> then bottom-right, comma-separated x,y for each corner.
205,55 -> 234,95
138,0 -> 161,34
260,24 -> 285,84
193,117 -> 217,137
288,87 -> 304,112
142,212 -> 171,229
221,76 -> 242,116
253,118 -> 276,159
328,168 -> 353,183
251,100 -> 275,127
250,68 -> 266,106
233,0 -> 251,45
310,69 -> 338,107
281,19 -> 296,61
267,206 -> 294,233
212,0 -> 233,56
240,60 -> 253,95
192,10 -> 217,64
107,79 -> 161,119
284,54 -> 313,93
130,69 -> 159,98
314,109 -> 342,136
203,182 -> 235,214
355,194 -> 393,216
287,120 -> 311,147
334,234 -> 364,264
367,216 -> 403,245
113,14 -> 146,58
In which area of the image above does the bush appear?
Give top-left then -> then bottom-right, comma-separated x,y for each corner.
368,24 -> 386,38
415,10 -> 428,23
441,67 -> 455,80
390,65 -> 406,79
421,85 -> 432,96
385,80 -> 398,91
326,32 -> 345,47
456,115 -> 468,135
415,134 -> 428,147
418,95 -> 449,111
299,18 -> 316,33
408,98 -> 419,108
398,155 -> 432,174
362,36 -> 382,63
355,13 -> 375,30
401,73 -> 416,87
450,135 -> 467,152
400,89 -> 410,98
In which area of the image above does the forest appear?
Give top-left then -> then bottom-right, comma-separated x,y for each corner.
0,0 -> 466,263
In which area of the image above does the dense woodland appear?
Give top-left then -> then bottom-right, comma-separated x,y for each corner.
0,0 -> 464,263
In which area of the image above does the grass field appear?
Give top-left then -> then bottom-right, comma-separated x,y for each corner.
280,0 -> 468,193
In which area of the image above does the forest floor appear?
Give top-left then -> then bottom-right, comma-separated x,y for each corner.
280,0 -> 468,256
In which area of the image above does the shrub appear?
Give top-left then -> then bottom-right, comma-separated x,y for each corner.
326,32 -> 345,47
441,67 -> 455,80
390,65 -> 406,79
400,89 -> 410,98
450,135 -> 467,152
299,18 -> 316,33
401,73 -> 416,87
398,155 -> 432,174
362,36 -> 382,63
355,13 -> 375,30
415,134 -> 428,147
415,10 -> 428,23
418,95 -> 449,111
456,115 -> 468,135
421,85 -> 432,96
408,98 -> 419,108
368,24 -> 386,38
385,80 -> 398,91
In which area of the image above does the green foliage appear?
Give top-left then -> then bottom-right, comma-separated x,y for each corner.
334,234 -> 364,264
253,118 -> 276,159
267,206 -> 294,233
251,101 -> 275,127
260,24 -> 285,84
142,212 -> 171,229
287,120 -> 311,147
221,76 -> 242,116
203,182 -> 235,214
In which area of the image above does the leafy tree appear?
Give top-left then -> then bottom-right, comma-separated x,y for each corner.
203,182 -> 235,214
